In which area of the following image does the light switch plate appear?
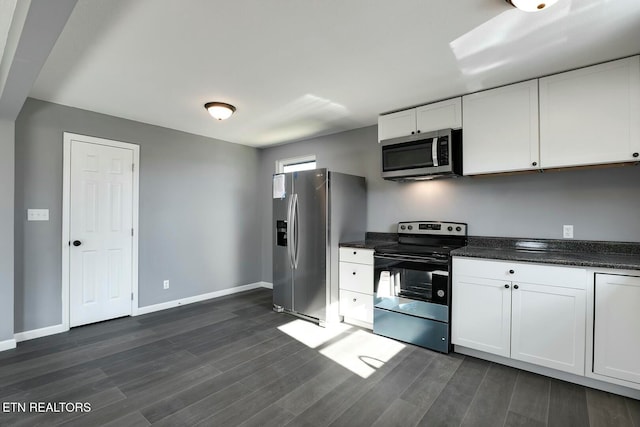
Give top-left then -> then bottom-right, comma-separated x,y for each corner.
27,209 -> 49,221
563,225 -> 574,239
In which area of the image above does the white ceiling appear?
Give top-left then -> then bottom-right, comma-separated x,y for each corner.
29,0 -> 640,147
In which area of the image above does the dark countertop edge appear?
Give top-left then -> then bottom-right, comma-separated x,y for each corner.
451,247 -> 640,271
339,240 -> 393,250
340,232 -> 398,250
340,233 -> 640,270
466,235 -> 640,256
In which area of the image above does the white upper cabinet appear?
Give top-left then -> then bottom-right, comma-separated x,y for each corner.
415,97 -> 462,134
378,97 -> 461,142
463,80 -> 540,175
377,109 -> 416,142
539,56 -> 640,168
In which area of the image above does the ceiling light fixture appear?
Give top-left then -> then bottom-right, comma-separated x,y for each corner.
204,102 -> 236,120
505,0 -> 558,12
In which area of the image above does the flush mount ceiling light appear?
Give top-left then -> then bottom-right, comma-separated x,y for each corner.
204,102 -> 236,120
505,0 -> 558,12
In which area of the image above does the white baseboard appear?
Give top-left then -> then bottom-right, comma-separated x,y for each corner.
135,281 -> 273,316
3,282 -> 275,348
0,338 -> 17,352
342,317 -> 372,330
14,324 -> 68,343
455,345 -> 640,400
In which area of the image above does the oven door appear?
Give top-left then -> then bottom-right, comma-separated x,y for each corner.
373,253 -> 450,322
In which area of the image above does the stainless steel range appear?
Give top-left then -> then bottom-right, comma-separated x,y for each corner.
373,221 -> 467,353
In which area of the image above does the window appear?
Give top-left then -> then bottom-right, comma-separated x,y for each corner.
275,154 -> 316,173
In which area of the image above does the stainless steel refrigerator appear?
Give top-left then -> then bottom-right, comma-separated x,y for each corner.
272,169 -> 366,326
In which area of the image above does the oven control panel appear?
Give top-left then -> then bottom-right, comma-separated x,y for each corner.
397,221 -> 467,236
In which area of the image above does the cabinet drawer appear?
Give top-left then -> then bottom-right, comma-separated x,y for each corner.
453,257 -> 586,290
339,247 -> 373,265
340,289 -> 373,324
339,262 -> 373,294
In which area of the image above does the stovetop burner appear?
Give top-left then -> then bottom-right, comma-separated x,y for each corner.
375,220 -> 468,259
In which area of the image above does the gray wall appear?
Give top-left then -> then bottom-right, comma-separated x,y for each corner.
0,119 -> 15,342
15,98 -> 262,333
258,125 -> 640,281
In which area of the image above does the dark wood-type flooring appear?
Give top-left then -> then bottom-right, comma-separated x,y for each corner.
1,288 -> 639,426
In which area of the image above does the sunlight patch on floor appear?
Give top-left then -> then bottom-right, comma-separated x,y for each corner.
277,319 -> 353,349
278,319 -> 406,378
319,330 -> 405,378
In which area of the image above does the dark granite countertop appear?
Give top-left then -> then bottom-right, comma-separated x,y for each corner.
452,237 -> 640,271
340,232 -> 397,250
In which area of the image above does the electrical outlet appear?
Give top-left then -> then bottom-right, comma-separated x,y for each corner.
163,280 -> 170,290
563,225 -> 574,239
27,209 -> 49,221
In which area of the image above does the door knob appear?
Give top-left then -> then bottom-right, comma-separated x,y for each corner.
73,240 -> 82,247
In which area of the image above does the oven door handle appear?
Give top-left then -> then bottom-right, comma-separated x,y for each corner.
374,253 -> 449,265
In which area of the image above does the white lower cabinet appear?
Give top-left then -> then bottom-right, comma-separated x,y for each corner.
338,247 -> 374,328
339,289 -> 373,324
510,282 -> 585,374
451,275 -> 511,357
452,257 -> 586,375
593,273 -> 640,384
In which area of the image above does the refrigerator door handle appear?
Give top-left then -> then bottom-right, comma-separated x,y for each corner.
286,195 -> 294,269
293,193 -> 300,269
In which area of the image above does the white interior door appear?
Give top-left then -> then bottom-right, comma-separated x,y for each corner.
69,139 -> 134,327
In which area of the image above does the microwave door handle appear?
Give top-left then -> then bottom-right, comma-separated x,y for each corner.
432,137 -> 439,167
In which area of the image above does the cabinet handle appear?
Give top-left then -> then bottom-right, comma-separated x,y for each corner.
509,269 -> 515,274
353,251 -> 357,255
634,152 -> 639,158
504,284 -> 510,289
353,298 -> 357,302
416,130 -> 421,133
352,272 -> 356,275
411,131 -> 415,135
514,284 -> 519,290
532,162 -> 537,166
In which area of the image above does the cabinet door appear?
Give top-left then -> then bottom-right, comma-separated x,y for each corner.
511,282 -> 586,375
452,274 -> 511,357
594,274 -> 640,384
539,56 -> 640,168
462,81 -> 540,175
416,97 -> 462,134
378,109 -> 416,142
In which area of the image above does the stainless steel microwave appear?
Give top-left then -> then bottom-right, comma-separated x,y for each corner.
381,128 -> 462,181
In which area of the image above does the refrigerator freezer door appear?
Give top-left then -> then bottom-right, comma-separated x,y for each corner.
292,169 -> 328,321
273,174 -> 293,311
